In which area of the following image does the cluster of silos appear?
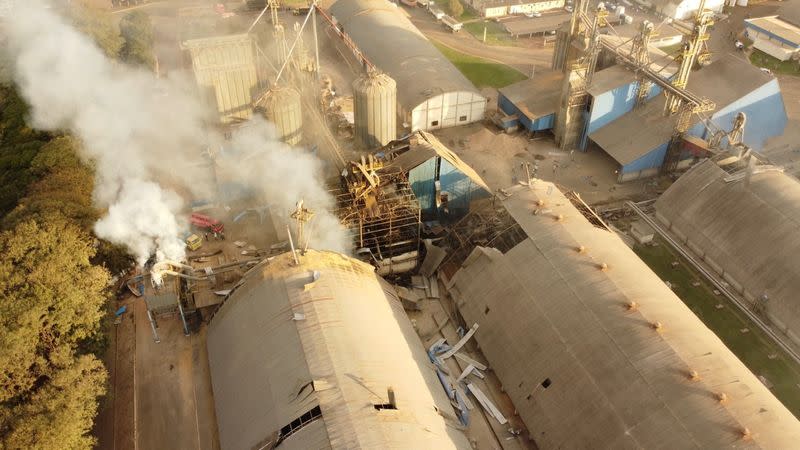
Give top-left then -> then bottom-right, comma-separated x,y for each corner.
257,86 -> 303,146
353,71 -> 397,149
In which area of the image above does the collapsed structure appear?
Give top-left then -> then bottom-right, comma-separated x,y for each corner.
206,250 -> 471,449
655,159 -> 800,346
440,182 -> 800,448
329,0 -> 487,132
332,131 -> 488,275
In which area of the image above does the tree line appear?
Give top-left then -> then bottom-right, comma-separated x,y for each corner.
0,3 -> 154,448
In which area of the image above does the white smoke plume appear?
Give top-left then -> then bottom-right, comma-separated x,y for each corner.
221,117 -> 348,254
5,0 -> 348,263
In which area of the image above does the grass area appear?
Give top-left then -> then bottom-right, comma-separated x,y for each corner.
433,42 -> 527,88
750,49 -> 800,76
635,239 -> 800,418
464,20 -> 515,46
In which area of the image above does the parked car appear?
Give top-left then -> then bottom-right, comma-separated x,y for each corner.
565,5 -> 574,12
524,11 -> 542,18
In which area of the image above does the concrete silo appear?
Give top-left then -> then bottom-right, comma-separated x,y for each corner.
353,71 -> 397,149
258,86 -> 303,146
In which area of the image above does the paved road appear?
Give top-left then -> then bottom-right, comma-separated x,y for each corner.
404,7 -> 552,73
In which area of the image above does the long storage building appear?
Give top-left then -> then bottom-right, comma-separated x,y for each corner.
655,159 -> 800,346
329,0 -> 486,132
445,181 -> 800,448
206,250 -> 470,449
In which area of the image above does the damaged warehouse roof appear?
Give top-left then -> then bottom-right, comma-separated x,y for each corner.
445,182 -> 800,448
655,159 -> 800,345
206,250 -> 470,449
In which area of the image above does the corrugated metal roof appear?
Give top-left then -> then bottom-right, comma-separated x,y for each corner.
329,0 -> 482,110
449,182 -> 800,449
655,160 -> 800,342
746,16 -> 800,46
207,250 -> 471,450
498,71 -> 563,120
589,54 -> 774,166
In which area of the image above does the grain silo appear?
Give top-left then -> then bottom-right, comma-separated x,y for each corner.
353,71 -> 397,149
257,86 -> 303,146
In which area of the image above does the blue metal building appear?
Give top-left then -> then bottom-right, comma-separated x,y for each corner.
588,54 -> 787,181
496,72 -> 562,133
387,131 -> 490,220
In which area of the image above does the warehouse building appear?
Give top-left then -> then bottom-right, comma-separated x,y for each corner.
465,0 -> 566,18
329,0 -> 487,131
655,159 -> 800,346
444,181 -> 800,448
745,15 -> 800,61
497,70 -> 563,133
589,54 -> 786,181
207,250 -> 471,449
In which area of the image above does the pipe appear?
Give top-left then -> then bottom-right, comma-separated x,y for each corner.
177,300 -> 190,336
287,225 -> 299,265
312,2 -> 321,82
147,309 -> 161,344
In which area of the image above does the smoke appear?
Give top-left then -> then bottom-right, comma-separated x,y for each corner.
222,117 -> 349,254
4,0 -> 348,263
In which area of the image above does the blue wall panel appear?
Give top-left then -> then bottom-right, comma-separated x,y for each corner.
409,158 -> 437,214
700,79 -> 787,151
622,142 -> 669,174
583,81 -> 666,150
439,159 -> 489,217
498,92 -> 553,132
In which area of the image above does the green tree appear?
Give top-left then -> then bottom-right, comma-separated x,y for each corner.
120,10 -> 155,69
0,86 -> 51,216
0,219 -> 109,404
68,1 -> 124,58
449,0 -> 464,18
3,137 -> 98,230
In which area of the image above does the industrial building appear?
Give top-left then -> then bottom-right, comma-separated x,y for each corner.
206,250 -> 471,449
384,131 -> 490,218
655,159 -> 800,346
745,15 -> 800,61
464,0 -> 566,18
589,54 -> 786,181
441,181 -> 800,448
329,0 -> 487,132
497,71 -> 563,133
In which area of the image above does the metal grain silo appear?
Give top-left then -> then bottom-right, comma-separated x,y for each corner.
353,71 -> 397,149
259,86 -> 303,146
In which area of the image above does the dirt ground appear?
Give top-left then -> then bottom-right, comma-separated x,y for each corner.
134,299 -> 219,450
434,124 -> 657,206
95,296 -> 137,450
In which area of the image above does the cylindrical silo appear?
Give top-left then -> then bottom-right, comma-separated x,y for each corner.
259,86 -> 302,146
353,71 -> 397,149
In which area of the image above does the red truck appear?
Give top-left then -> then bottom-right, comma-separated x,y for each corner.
190,213 -> 224,234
